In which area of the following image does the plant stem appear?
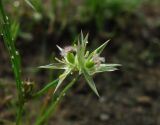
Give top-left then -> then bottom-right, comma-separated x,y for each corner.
34,75 -> 80,125
16,104 -> 23,125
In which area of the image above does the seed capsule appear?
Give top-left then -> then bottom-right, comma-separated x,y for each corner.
24,79 -> 34,98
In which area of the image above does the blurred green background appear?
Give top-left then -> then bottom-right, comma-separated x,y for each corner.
0,0 -> 160,125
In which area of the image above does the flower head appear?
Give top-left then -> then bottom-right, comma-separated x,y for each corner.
40,33 -> 120,97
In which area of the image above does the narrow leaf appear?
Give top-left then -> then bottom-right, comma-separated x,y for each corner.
33,79 -> 59,98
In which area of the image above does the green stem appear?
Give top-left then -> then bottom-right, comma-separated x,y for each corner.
34,75 -> 80,125
0,1 -> 24,125
16,104 -> 23,125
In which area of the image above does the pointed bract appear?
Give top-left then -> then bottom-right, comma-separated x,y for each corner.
56,45 -> 63,52
88,40 -> 110,59
82,68 -> 99,97
39,63 -> 67,70
91,64 -> 121,75
54,68 -> 72,93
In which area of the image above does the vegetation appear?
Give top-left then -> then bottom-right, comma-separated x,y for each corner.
0,0 -> 159,125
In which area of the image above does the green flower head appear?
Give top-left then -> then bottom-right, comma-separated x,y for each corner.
40,33 -> 120,97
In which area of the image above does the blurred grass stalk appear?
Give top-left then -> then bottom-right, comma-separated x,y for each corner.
24,0 -> 43,12
0,1 -> 24,125
34,76 -> 79,125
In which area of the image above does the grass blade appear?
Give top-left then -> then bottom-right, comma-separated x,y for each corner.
0,1 -> 23,124
32,79 -> 59,98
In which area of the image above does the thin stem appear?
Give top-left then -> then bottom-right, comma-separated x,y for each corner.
40,88 -> 55,117
16,104 -> 23,125
34,75 -> 80,125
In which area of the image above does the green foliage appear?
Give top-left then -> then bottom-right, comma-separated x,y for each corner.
0,0 -> 22,103
2,0 -> 144,37
0,1 -> 23,124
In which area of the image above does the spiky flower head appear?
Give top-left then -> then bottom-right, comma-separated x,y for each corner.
40,33 -> 120,97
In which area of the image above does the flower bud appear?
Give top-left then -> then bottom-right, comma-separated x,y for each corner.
85,60 -> 95,69
66,52 -> 75,64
